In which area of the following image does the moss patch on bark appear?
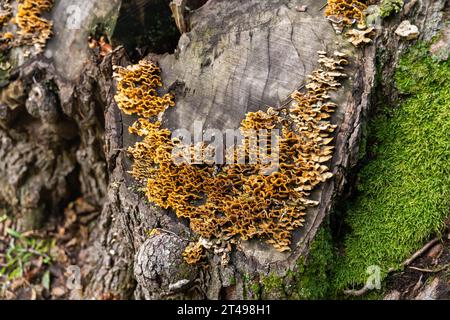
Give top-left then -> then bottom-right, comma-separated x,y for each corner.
332,42 -> 450,292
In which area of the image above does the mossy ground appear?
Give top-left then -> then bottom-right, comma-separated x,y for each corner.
331,43 -> 450,292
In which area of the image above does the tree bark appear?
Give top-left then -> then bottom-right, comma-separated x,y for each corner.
1,0 -> 448,300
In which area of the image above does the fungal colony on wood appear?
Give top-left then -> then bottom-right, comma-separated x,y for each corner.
0,0 -> 53,55
325,0 -> 376,47
114,50 -> 349,264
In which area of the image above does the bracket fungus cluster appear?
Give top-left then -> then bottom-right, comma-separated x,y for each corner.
0,0 -> 13,50
114,60 -> 175,118
325,0 -> 375,47
182,241 -> 206,265
346,27 -> 376,46
0,0 -> 53,55
325,0 -> 368,27
16,0 -> 53,52
114,51 -> 348,264
0,1 -> 12,27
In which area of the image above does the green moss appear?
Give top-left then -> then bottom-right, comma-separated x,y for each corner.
292,226 -> 335,299
332,43 -> 450,292
240,273 -> 262,300
261,273 -> 284,291
379,0 -> 404,18
101,7 -> 120,38
250,282 -> 261,299
261,273 -> 286,299
258,224 -> 335,300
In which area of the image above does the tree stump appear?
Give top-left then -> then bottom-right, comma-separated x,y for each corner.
0,0 -> 447,299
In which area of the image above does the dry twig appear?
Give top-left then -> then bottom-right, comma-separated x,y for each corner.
401,238 -> 439,268
344,237 -> 440,296
409,263 -> 450,273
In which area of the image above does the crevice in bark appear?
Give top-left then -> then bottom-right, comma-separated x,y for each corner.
112,0 -> 182,60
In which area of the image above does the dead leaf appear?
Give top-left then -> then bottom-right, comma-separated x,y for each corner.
51,286 -> 65,298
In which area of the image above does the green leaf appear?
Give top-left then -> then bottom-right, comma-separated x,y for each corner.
0,214 -> 7,223
42,270 -> 51,291
6,227 -> 22,239
9,266 -> 23,280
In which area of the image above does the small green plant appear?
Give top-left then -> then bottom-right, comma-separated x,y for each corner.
379,0 -> 404,18
0,224 -> 55,281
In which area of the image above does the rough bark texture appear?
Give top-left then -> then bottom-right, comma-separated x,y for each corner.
1,0 -> 448,300
0,0 -> 121,230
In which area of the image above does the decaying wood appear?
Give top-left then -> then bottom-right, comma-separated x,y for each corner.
170,0 -> 188,34
0,0 -> 121,229
84,0 -> 370,299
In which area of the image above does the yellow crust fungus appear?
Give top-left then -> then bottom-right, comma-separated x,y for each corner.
114,52 -> 348,264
